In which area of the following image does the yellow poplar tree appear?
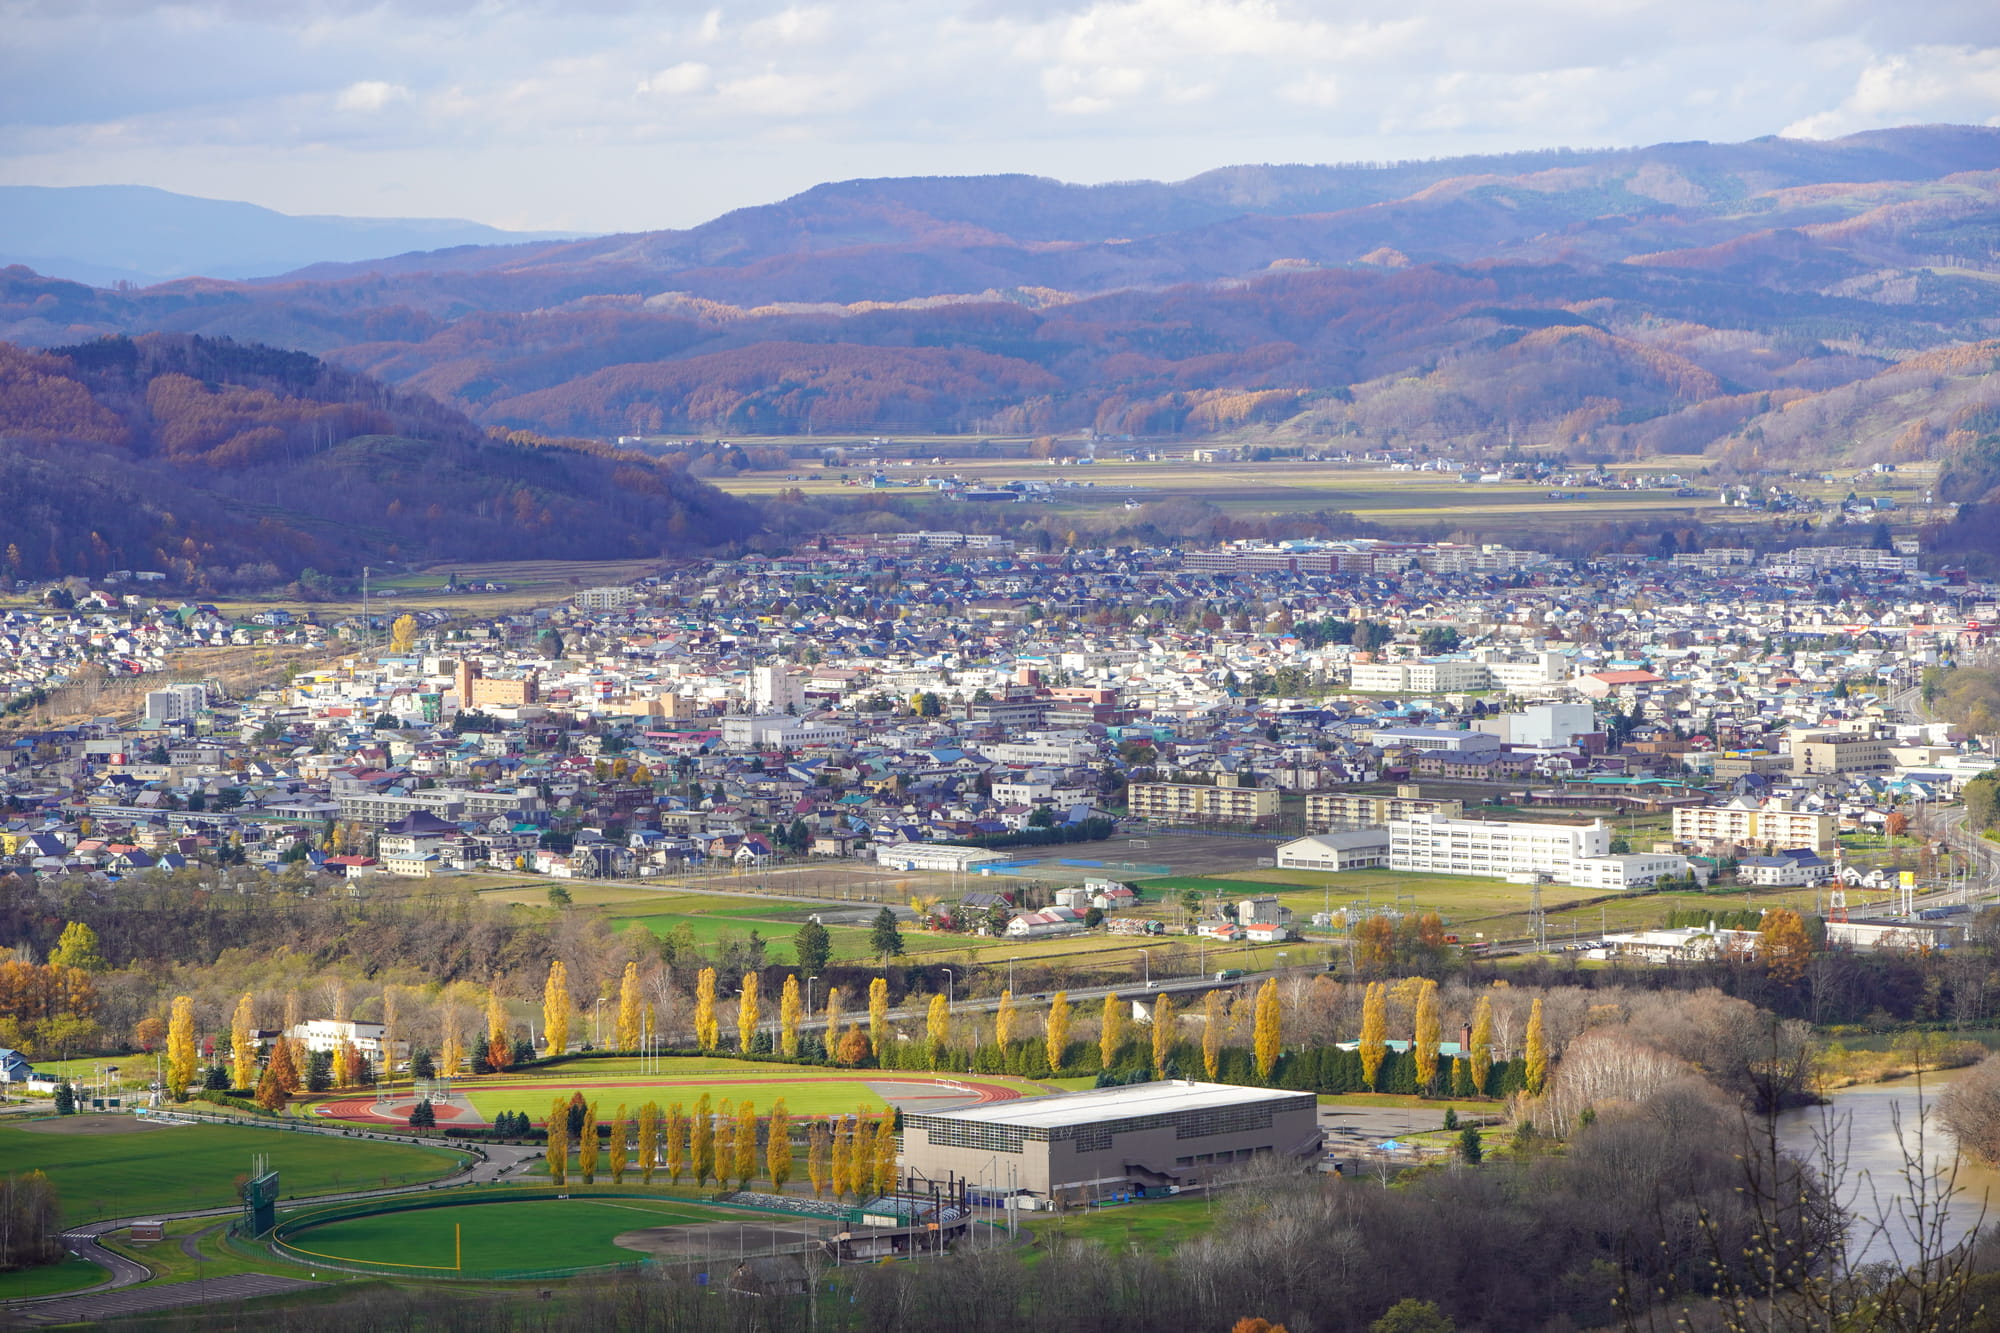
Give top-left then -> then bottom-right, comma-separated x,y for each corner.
487,989 -> 511,1070
1413,980 -> 1440,1091
807,1121 -> 830,1197
873,1111 -> 898,1195
779,974 -> 803,1058
167,995 -> 197,1100
1254,978 -> 1282,1082
695,968 -> 720,1052
733,1101 -> 758,1188
1045,991 -> 1071,1074
824,986 -> 844,1052
578,1101 -> 600,1183
1469,995 -> 1494,1096
333,1038 -> 357,1088
543,959 -> 573,1056
545,1095 -> 570,1187
868,978 -> 889,1058
609,1104 -> 630,1183
389,614 -> 417,653
638,1102 -> 659,1184
1196,990 -> 1221,1080
230,992 -> 257,1091
617,962 -> 643,1051
1524,997 -> 1548,1096
666,1103 -> 688,1184
767,1100 -> 793,1191
381,986 -> 400,1080
995,989 -> 1017,1050
926,993 -> 950,1065
831,1116 -> 852,1199
692,1093 -> 715,1186
1359,982 -> 1389,1091
738,973 -> 761,1054
1151,994 -> 1176,1078
439,1006 -> 464,1078
1099,993 -> 1123,1070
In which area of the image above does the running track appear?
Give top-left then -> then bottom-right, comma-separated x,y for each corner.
316,1075 -> 1023,1126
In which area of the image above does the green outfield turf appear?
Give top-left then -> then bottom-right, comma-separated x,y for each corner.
0,1118 -> 468,1224
285,1197 -> 726,1274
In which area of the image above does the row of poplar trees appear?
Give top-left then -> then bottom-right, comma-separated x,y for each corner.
540,1092 -> 900,1200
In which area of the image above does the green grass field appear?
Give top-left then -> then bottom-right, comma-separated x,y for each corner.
286,1197 -> 726,1274
442,1055 -> 1048,1122
1029,1192 -> 1222,1253
0,1119 -> 468,1224
0,1255 -> 107,1300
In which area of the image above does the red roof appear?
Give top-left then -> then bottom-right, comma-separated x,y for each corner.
1587,669 -> 1663,684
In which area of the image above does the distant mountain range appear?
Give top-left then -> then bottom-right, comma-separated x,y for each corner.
0,185 -> 584,286
4,125 -> 2000,481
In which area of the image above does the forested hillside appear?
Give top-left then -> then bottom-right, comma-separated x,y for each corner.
3,127 -> 2000,468
0,334 -> 760,583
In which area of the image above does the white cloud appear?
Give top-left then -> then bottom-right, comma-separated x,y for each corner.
745,7 -> 834,46
335,80 -> 410,112
639,61 -> 712,96
1784,44 -> 2000,138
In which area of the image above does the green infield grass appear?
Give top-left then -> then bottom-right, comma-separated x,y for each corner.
0,1255 -> 107,1300
0,1118 -> 468,1224
285,1197 -> 725,1274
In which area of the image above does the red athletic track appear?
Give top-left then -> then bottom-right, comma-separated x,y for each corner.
311,1075 -> 1021,1126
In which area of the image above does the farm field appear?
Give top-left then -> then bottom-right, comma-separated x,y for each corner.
286,1196 -> 728,1275
0,1117 -> 468,1224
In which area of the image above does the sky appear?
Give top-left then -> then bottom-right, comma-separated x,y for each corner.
4,0 -> 1999,235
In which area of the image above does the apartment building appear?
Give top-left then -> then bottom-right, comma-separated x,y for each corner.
1127,781 -> 1280,823
1306,786 -> 1465,830
1349,660 -> 1491,693
337,790 -> 468,825
1671,799 -> 1836,852
1790,732 -> 1892,776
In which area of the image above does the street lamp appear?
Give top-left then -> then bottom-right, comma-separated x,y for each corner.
806,975 -> 820,1016
941,969 -> 954,1012
594,997 -> 607,1048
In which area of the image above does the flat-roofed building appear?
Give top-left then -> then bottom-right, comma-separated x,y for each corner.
899,1080 -> 1320,1202
1671,799 -> 1835,853
1127,781 -> 1279,824
1790,733 -> 1892,776
1306,786 -> 1464,829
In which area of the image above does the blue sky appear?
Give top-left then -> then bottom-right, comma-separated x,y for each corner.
3,0 -> 1997,233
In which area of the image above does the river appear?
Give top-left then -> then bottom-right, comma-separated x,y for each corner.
1777,1070 -> 2000,1268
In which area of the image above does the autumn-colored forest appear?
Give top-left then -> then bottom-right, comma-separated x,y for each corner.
0,334 -> 760,582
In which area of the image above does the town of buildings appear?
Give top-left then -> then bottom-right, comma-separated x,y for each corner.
0,530 -> 1984,952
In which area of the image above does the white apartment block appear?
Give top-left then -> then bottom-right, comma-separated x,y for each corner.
1671,800 -> 1836,852
720,714 -> 850,749
1350,660 -> 1492,693
574,585 -> 639,611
